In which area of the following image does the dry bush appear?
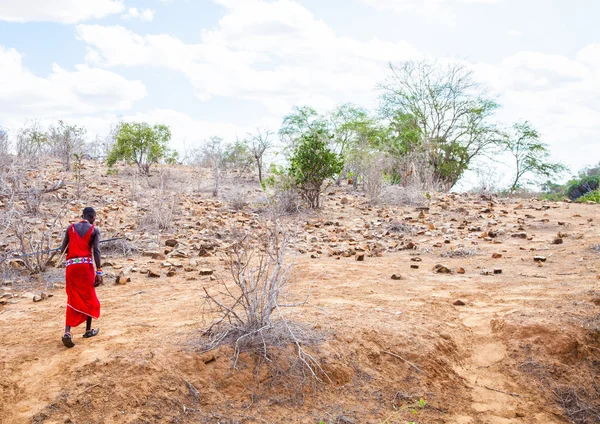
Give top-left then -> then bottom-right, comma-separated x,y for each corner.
100,237 -> 138,258
391,149 -> 440,190
363,155 -> 388,206
440,246 -> 478,258
0,159 -> 62,215
590,244 -> 600,254
387,220 -> 416,235
9,208 -> 67,274
223,189 -> 249,211
139,169 -> 184,232
201,223 -> 328,383
267,174 -> 301,215
553,385 -> 600,424
381,185 -> 426,207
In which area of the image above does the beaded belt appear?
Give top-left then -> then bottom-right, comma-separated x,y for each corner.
66,257 -> 93,267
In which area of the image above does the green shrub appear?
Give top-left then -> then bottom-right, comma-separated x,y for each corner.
576,190 -> 600,203
566,175 -> 600,200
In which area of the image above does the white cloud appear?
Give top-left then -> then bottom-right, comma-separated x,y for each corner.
508,29 -> 522,37
0,0 -> 124,24
0,46 -> 146,120
361,0 -> 501,26
472,46 -> 600,173
121,7 -> 155,22
77,0 -> 421,114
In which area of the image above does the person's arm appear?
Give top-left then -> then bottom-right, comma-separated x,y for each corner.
60,227 -> 70,254
92,228 -> 101,270
93,228 -> 103,287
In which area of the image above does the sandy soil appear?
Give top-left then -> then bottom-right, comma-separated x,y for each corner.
1,163 -> 600,424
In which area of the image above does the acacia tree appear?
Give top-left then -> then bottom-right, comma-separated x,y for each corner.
378,59 -> 501,189
106,122 -> 176,175
244,128 -> 273,186
503,121 -> 567,193
288,130 -> 344,209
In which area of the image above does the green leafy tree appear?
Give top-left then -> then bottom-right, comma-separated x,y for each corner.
503,121 -> 568,193
288,130 -> 344,209
279,106 -> 328,151
106,122 -> 176,175
378,60 -> 501,189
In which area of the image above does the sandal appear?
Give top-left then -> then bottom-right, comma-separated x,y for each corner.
62,332 -> 75,348
83,328 -> 100,338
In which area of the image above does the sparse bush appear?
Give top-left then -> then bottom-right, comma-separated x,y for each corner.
0,128 -> 10,157
202,223 -> 327,381
224,189 -> 249,211
363,155 -> 388,206
10,208 -> 66,274
15,120 -> 48,160
47,120 -> 86,171
381,185 -> 426,206
441,246 -> 478,258
146,170 -> 180,232
263,165 -> 301,214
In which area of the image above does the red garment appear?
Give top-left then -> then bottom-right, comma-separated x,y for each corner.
65,223 -> 100,327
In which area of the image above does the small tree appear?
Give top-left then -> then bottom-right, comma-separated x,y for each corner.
106,122 -> 176,175
202,136 -> 226,197
288,130 -> 344,209
244,129 -> 273,186
378,60 -> 501,189
503,121 -> 567,193
48,120 -> 86,171
15,120 -> 48,160
0,128 -> 10,163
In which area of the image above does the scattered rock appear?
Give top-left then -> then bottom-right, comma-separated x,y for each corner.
457,267 -> 466,274
410,257 -> 422,262
391,274 -> 403,280
410,264 -> 419,269
552,237 -> 563,245
116,272 -> 130,285
453,300 -> 466,306
147,269 -> 161,278
165,239 -> 179,247
493,268 -> 503,274
432,264 -> 451,274
200,269 -> 214,276
356,254 -> 365,261
492,253 -> 502,259
533,256 -> 547,263
511,232 -> 527,239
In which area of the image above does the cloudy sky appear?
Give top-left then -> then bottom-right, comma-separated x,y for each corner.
0,0 -> 598,180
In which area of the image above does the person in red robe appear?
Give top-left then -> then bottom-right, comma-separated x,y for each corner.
59,207 -> 103,348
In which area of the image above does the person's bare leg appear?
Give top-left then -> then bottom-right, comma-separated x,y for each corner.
83,317 -> 99,338
62,325 -> 75,348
